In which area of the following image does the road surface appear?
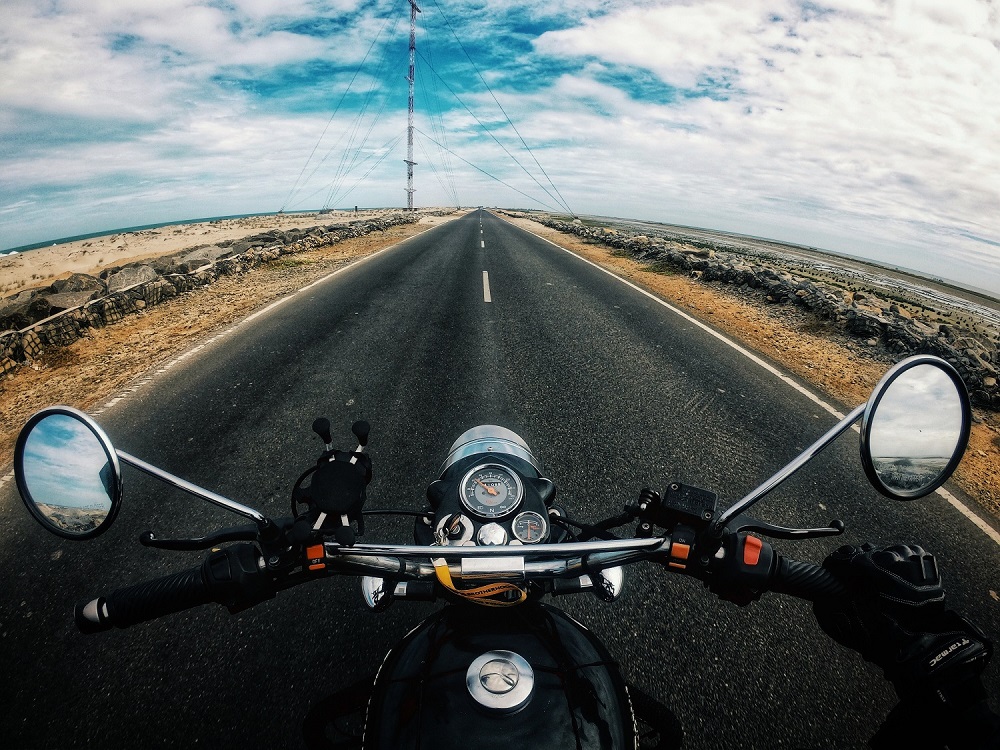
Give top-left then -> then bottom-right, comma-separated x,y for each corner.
1,210 -> 997,749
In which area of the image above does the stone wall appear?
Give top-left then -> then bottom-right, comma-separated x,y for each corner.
512,214 -> 1000,411
0,213 -> 421,377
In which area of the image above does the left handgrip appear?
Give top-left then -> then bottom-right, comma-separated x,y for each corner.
75,544 -> 275,634
76,567 -> 211,633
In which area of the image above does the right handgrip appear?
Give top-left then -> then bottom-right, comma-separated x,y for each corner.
75,566 -> 212,633
769,557 -> 847,602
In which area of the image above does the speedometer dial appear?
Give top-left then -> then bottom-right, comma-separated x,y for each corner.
460,464 -> 522,518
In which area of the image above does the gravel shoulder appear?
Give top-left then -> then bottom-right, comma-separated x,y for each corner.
2,208 -> 996,526
0,212 -> 466,470
499,214 -> 1000,525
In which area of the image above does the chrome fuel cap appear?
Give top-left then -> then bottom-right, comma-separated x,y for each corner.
466,650 -> 534,713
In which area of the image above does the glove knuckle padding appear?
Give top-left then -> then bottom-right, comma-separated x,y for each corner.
814,543 -> 991,700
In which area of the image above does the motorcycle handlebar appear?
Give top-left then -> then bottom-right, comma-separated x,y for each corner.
71,538 -> 848,633
75,566 -> 212,633
74,544 -> 275,634
769,557 -> 847,602
701,534 -> 848,605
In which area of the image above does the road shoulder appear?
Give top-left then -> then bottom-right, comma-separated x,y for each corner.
497,212 -> 1000,527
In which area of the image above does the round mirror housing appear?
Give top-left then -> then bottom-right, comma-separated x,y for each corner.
860,355 -> 971,500
14,406 -> 122,539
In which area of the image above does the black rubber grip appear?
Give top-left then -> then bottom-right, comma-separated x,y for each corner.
75,566 -> 212,632
769,557 -> 847,602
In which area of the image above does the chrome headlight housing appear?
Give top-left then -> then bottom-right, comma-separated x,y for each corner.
440,425 -> 542,477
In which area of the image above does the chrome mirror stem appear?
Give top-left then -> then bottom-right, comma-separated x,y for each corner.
116,450 -> 268,525
714,403 -> 866,530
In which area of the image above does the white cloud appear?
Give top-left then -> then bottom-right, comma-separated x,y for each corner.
525,1 -> 1000,286
1,0 -> 998,292
0,1 -> 361,123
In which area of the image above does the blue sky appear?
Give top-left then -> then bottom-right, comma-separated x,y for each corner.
22,414 -> 114,510
2,0 -> 999,294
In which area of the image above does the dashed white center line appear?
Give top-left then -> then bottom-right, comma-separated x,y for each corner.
482,271 -> 492,303
481,240 -> 485,248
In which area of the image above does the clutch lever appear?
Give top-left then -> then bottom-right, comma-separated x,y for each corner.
140,526 -> 259,551
727,513 -> 845,540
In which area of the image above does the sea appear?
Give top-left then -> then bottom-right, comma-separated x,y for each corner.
0,210 -> 339,256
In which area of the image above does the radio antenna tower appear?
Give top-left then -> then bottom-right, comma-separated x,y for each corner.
405,0 -> 420,210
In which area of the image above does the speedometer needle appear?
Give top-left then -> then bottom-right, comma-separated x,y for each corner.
475,479 -> 499,496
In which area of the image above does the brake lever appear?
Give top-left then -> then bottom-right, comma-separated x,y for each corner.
139,526 -> 259,551
728,513 -> 844,540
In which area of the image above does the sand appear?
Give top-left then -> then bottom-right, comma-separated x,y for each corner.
1,208 -> 996,526
0,209 -> 440,296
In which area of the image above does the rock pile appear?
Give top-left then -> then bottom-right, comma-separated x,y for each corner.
517,214 -> 1000,411
0,213 -> 420,377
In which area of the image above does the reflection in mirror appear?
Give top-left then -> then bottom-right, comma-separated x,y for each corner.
19,413 -> 117,535
866,362 -> 968,498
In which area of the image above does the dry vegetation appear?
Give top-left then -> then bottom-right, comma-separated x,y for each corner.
2,210 -> 996,525
501,215 -> 1000,523
0,217 -> 457,462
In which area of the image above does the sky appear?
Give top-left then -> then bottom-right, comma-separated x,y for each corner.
869,363 -> 964,459
2,0 -> 999,294
22,413 -> 115,510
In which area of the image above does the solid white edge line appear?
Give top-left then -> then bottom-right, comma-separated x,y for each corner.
522,226 -> 1000,547
535,233 -> 848,417
483,271 -> 492,303
938,486 -> 1000,544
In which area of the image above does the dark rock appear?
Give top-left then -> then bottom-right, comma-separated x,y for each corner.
971,390 -> 992,407
967,349 -> 997,377
0,295 -> 52,331
3,289 -> 39,304
174,258 -> 212,274
41,291 -> 100,312
845,309 -> 888,338
50,273 -> 105,295
147,257 -> 177,275
107,265 -> 158,292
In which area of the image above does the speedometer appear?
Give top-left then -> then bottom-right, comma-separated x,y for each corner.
460,464 -> 522,518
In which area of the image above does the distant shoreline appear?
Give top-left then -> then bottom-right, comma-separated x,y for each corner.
0,208 -> 360,256
568,212 -> 1000,308
4,206 -> 998,307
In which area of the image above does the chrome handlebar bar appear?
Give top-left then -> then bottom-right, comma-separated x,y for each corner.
321,537 -> 672,581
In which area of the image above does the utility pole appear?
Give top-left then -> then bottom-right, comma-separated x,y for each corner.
405,0 -> 420,210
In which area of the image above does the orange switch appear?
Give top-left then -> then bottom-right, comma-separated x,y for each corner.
743,536 -> 763,566
306,544 -> 326,571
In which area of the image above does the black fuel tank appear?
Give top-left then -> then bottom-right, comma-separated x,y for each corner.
363,603 -> 636,750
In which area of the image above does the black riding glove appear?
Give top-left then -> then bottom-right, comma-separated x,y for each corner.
814,543 -> 997,748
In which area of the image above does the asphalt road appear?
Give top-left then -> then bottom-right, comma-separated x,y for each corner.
1,210 -> 997,749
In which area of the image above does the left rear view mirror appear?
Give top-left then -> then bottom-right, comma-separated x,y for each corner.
14,406 -> 122,539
